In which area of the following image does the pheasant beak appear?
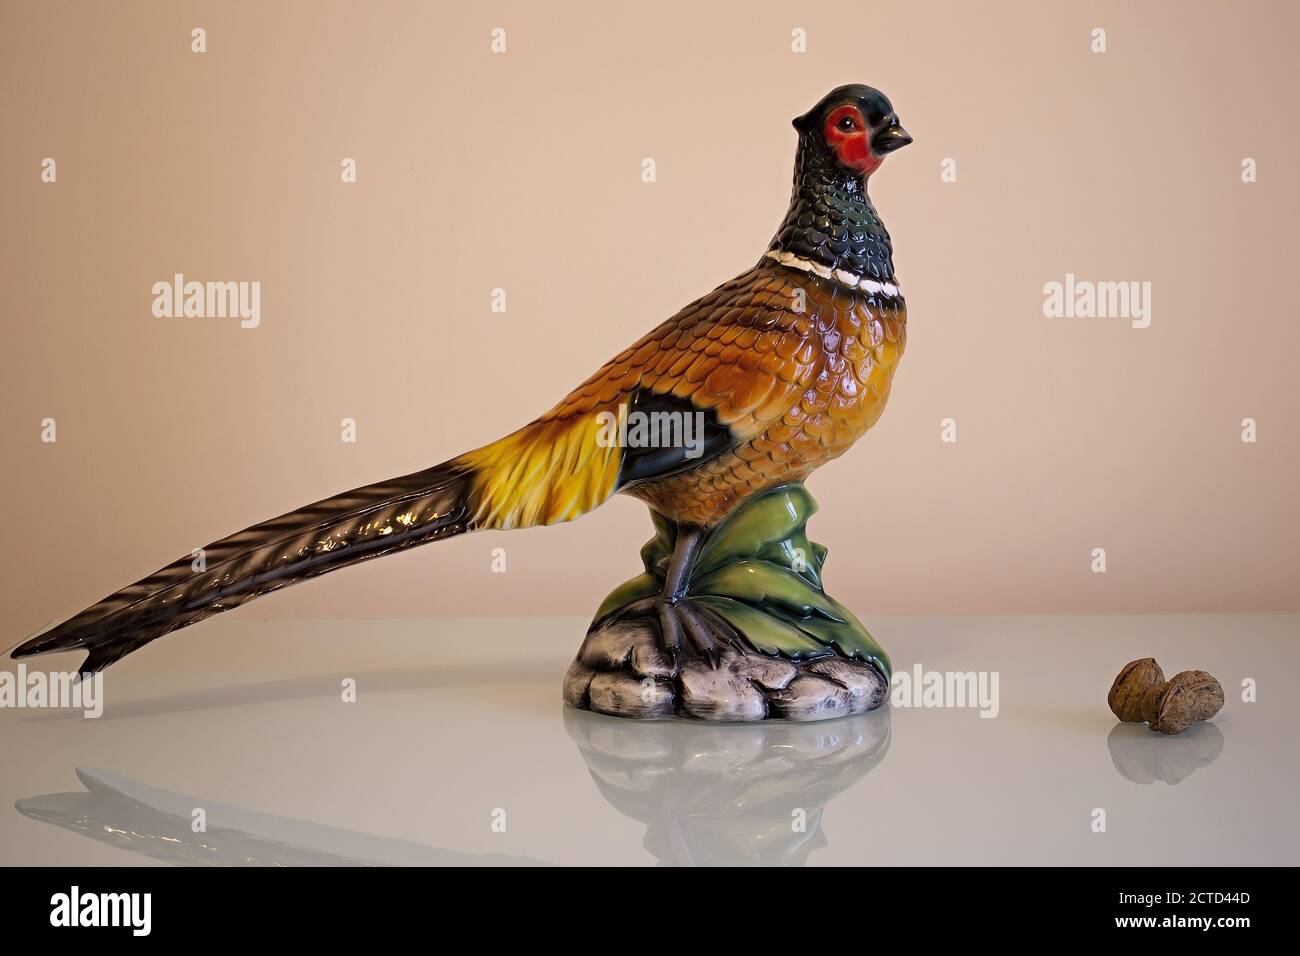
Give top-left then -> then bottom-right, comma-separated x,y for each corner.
871,120 -> 912,155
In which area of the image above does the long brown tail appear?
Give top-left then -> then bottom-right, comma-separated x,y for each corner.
10,459 -> 482,673
11,407 -> 629,673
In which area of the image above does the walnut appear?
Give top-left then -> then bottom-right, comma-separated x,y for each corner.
1147,683 -> 1196,735
1108,658 -> 1165,722
1167,670 -> 1224,721
1133,669 -> 1225,735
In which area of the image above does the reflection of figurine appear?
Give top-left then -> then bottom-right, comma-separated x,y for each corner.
17,767 -> 551,867
1106,722 -> 1224,785
564,707 -> 890,865
13,85 -> 911,721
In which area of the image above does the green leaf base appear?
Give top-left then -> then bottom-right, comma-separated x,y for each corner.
564,483 -> 890,722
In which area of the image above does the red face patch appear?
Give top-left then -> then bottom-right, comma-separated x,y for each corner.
824,104 -> 882,176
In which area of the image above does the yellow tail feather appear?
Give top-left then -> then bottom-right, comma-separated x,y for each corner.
455,415 -> 621,530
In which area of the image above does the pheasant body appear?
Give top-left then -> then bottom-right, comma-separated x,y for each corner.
465,80 -> 910,529
598,262 -> 904,527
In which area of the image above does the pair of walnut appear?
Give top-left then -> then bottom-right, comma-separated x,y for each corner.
1108,659 -> 1224,735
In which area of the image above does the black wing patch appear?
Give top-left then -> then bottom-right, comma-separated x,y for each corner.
614,388 -> 735,489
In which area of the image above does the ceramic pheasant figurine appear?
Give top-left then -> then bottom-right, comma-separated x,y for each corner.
13,84 -> 912,722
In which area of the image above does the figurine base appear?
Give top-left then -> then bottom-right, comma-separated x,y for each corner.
564,483 -> 891,722
563,609 -> 887,721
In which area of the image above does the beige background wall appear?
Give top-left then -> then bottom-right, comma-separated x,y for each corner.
3,0 -> 1297,641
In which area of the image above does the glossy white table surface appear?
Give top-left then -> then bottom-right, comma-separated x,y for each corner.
2,614 -> 1295,866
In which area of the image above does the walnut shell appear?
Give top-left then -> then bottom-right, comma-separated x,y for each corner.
1108,658 -> 1165,722
1141,670 -> 1225,735
1166,670 -> 1224,721
1148,683 -> 1196,735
